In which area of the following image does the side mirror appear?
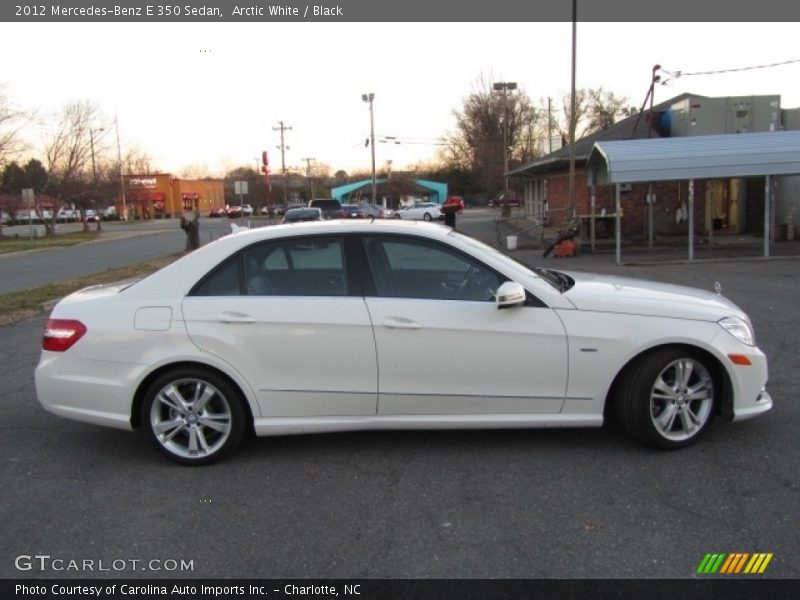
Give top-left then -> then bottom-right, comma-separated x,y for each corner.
495,281 -> 526,309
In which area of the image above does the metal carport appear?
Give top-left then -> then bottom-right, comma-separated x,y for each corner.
586,130 -> 800,264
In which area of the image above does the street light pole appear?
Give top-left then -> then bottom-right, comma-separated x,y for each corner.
89,127 -> 104,231
362,93 -> 376,203
114,116 -> 127,221
492,81 -> 517,198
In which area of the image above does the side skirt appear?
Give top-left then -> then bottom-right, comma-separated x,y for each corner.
252,414 -> 603,437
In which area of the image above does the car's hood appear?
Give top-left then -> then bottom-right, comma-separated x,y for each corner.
559,271 -> 746,321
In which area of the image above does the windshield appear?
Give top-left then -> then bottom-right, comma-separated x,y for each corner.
448,230 -> 566,291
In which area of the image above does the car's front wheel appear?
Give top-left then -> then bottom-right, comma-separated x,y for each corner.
142,368 -> 247,465
615,348 -> 716,449
423,213 -> 432,221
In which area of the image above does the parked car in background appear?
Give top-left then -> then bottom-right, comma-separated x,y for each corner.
281,207 -> 323,224
342,204 -> 367,218
227,204 -> 254,218
34,220 -> 772,464
260,205 -> 285,216
393,202 -> 442,221
209,207 -> 227,218
490,194 -> 521,208
309,198 -> 344,219
84,209 -> 98,222
57,208 -> 80,222
360,203 -> 392,218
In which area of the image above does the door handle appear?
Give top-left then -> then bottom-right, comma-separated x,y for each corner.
382,317 -> 422,330
218,311 -> 256,324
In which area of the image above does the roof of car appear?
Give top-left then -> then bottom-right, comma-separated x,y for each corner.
228,218 -> 449,244
285,207 -> 320,214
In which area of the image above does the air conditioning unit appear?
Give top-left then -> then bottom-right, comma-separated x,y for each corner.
619,183 -> 632,193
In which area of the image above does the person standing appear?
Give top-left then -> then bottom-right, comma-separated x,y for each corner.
442,196 -> 464,229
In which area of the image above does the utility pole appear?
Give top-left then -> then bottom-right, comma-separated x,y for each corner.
302,157 -> 316,201
493,81 -> 517,201
567,0 -> 577,219
273,121 -> 292,207
547,97 -> 553,153
361,93 -> 376,203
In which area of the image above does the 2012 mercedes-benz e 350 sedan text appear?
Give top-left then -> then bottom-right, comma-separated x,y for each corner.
35,220 -> 772,465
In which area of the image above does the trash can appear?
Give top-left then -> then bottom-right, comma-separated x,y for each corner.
506,235 -> 518,250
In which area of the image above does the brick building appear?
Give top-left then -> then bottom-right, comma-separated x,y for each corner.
510,93 -> 799,240
119,174 -> 225,219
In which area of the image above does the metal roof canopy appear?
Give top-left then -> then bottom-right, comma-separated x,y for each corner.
584,131 -> 800,264
586,130 -> 800,185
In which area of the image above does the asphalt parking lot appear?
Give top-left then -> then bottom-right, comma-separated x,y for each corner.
1,221 -> 798,583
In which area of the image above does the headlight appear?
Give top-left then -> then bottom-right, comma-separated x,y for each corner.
719,316 -> 755,346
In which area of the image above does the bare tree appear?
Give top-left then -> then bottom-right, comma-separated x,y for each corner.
179,163 -> 211,180
41,100 -> 109,234
556,88 -> 591,141
549,87 -> 631,142
0,87 -> 30,166
123,145 -> 156,174
440,74 -> 539,195
333,170 -> 348,186
586,87 -> 631,132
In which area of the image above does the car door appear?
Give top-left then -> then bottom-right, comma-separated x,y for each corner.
182,235 -> 377,418
360,234 -> 568,416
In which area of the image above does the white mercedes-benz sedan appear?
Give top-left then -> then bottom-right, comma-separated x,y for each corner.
35,220 -> 772,465
393,203 -> 443,221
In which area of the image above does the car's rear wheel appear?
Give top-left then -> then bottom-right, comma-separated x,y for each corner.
615,348 -> 716,449
142,368 -> 247,465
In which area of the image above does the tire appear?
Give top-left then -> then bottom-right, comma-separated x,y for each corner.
141,367 -> 247,465
393,214 -> 401,219
615,348 -> 716,450
423,213 -> 432,221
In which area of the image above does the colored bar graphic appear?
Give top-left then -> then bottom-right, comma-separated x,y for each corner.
711,553 -> 726,573
733,553 -> 750,573
720,553 -> 737,573
698,552 -> 773,574
696,554 -> 714,573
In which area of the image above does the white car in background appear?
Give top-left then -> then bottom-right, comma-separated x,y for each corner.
393,202 -> 442,221
35,220 -> 771,465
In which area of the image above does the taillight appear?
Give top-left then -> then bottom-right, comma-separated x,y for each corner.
43,319 -> 87,352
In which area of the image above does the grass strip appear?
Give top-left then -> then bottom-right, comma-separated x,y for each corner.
0,230 -> 101,255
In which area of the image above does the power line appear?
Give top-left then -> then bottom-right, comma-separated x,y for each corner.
660,58 -> 800,79
379,135 -> 447,146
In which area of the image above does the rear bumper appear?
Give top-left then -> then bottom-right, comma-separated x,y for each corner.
35,352 -> 144,431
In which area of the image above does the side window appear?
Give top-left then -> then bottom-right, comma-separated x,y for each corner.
364,236 -> 500,301
192,255 -> 241,296
243,237 -> 347,296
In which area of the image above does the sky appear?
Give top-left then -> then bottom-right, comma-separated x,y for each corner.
2,21 -> 799,177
